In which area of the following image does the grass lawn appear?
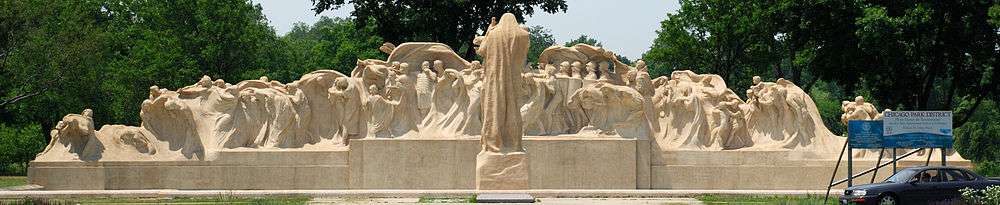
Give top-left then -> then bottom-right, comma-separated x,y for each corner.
417,195 -> 476,203
0,196 -> 311,204
697,194 -> 838,204
0,176 -> 27,188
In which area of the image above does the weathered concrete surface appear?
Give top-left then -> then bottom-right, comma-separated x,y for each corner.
0,189 -> 840,199
30,137 -> 642,190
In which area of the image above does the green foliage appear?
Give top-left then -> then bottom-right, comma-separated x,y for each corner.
1,0 -> 285,127
527,25 -> 556,65
644,0 -> 998,110
417,196 -> 476,203
955,100 -> 1000,173
310,0 -> 568,59
277,17 -> 385,80
0,0 -> 338,167
974,161 -> 1000,177
562,35 -> 632,65
962,185 -> 1000,205
564,35 -> 602,47
0,124 -> 44,175
809,81 -> 847,135
643,0 -> 782,92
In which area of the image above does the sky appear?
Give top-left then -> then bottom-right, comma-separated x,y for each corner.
252,0 -> 680,59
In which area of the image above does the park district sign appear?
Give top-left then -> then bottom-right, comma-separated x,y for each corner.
848,111 -> 953,149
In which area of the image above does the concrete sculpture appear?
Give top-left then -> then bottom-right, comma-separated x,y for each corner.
31,13 -> 967,191
472,13 -> 531,190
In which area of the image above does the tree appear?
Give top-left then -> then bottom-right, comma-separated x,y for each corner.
0,0 -> 112,132
0,123 -> 43,175
527,25 -> 556,65
1,0 -> 290,148
641,1 -> 1000,168
310,0 -> 568,59
279,17 -> 386,79
564,35 -> 602,47
563,35 -> 632,66
642,0 -> 782,92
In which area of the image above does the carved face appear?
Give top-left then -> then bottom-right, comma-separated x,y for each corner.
198,76 -> 212,87
400,63 -> 411,72
421,61 -> 431,70
470,61 -> 482,70
433,60 -> 444,71
334,77 -> 349,90
854,96 -> 865,104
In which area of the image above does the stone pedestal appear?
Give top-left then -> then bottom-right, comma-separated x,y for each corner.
476,151 -> 529,190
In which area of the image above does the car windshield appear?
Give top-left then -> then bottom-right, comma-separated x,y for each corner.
884,169 -> 919,183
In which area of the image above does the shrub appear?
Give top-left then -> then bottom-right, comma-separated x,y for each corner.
975,161 -> 1000,177
0,123 -> 45,176
962,185 -> 1000,204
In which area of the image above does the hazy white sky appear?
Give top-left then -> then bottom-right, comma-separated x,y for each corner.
252,0 -> 680,59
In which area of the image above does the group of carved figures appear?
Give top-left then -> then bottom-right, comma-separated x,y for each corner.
39,40 -> 874,162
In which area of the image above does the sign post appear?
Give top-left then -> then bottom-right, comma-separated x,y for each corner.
883,111 -> 953,166
827,111 -> 954,203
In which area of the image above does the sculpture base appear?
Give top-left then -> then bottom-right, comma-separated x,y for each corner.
476,151 -> 529,190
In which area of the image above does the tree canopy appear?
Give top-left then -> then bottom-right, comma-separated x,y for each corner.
644,0 -> 1000,174
309,0 -> 568,58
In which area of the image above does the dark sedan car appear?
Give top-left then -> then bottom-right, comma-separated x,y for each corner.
840,166 -> 1000,205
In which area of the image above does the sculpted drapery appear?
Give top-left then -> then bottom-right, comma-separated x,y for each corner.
475,13 -> 530,153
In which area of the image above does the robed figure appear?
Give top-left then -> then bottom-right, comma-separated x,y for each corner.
475,13 -> 529,153
473,13 -> 531,190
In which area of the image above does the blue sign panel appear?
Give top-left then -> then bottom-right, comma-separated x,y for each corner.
883,111 -> 953,148
848,120 -> 883,149
847,118 -> 954,149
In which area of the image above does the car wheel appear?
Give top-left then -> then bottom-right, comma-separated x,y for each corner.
877,194 -> 897,205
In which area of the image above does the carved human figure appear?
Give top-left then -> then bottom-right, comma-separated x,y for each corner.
632,60 -> 654,97
433,60 -> 446,75
474,13 -> 529,153
715,100 -> 752,149
366,85 -> 398,138
538,62 -> 552,76
520,73 -> 551,134
148,86 -> 162,100
389,63 -> 420,137
285,83 -> 314,142
584,62 -> 598,80
570,61 -> 583,78
177,76 -> 213,95
416,61 -> 437,118
329,77 -> 366,142
840,96 -> 879,125
598,62 -> 612,81
568,83 -> 646,137
557,61 -> 571,78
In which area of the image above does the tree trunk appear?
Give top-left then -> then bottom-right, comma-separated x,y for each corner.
918,55 -> 941,110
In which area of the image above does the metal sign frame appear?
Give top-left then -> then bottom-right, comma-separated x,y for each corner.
824,111 -> 953,203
